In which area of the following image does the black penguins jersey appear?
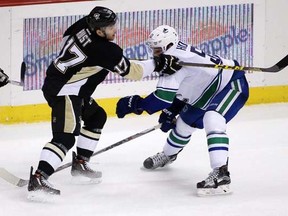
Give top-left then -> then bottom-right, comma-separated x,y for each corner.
42,17 -> 131,97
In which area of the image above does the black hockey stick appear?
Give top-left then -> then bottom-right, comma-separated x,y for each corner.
178,54 -> 288,73
8,62 -> 26,86
0,124 -> 161,187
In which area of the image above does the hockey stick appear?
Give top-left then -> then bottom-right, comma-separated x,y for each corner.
8,62 -> 26,86
8,80 -> 22,86
54,123 -> 161,173
178,54 -> 288,73
0,167 -> 29,187
0,123 -> 161,187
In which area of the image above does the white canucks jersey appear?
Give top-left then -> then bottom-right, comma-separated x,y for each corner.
164,41 -> 237,109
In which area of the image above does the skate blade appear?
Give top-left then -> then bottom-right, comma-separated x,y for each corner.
70,175 -> 102,185
27,190 -> 60,203
197,184 -> 232,197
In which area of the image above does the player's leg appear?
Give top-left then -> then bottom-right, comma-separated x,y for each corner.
28,95 -> 82,195
71,97 -> 107,179
196,110 -> 231,196
196,76 -> 249,196
143,116 -> 197,169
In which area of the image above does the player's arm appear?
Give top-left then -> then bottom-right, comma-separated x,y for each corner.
123,59 -> 155,80
114,54 -> 182,81
116,88 -> 177,118
116,69 -> 182,118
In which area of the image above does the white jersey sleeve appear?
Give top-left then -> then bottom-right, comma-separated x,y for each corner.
165,42 -> 236,109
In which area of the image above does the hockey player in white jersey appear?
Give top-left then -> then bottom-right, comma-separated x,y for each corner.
116,25 -> 249,196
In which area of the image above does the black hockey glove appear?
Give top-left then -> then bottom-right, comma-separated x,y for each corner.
154,54 -> 182,75
158,98 -> 186,132
0,68 -> 9,87
116,95 -> 144,118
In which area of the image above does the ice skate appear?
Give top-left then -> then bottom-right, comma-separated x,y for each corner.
196,165 -> 231,196
71,151 -> 102,184
143,151 -> 177,169
27,166 -> 60,201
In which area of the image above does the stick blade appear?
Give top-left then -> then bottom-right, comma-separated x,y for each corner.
262,54 -> 288,72
275,54 -> 288,71
0,167 -> 28,187
20,62 -> 26,85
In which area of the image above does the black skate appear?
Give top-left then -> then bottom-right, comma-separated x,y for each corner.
71,151 -> 102,179
27,166 -> 60,201
196,165 -> 231,196
143,151 -> 177,169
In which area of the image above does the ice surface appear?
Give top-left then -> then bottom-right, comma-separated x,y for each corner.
0,103 -> 287,216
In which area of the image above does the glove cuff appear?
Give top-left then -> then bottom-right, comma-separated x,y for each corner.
168,98 -> 186,114
153,56 -> 163,72
131,95 -> 144,115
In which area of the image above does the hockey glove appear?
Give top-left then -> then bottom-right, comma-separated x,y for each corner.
116,95 -> 144,118
0,68 -> 9,87
158,98 -> 187,132
154,54 -> 182,75
158,108 -> 177,132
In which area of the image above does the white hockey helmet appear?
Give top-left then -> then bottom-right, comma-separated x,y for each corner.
146,25 -> 179,54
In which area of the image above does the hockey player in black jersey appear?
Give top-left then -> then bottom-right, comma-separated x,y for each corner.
27,6 -> 182,197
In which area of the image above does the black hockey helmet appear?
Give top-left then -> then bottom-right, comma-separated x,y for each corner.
86,6 -> 117,32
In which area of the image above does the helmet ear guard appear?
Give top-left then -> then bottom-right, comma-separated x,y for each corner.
146,25 -> 179,53
86,6 -> 117,32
